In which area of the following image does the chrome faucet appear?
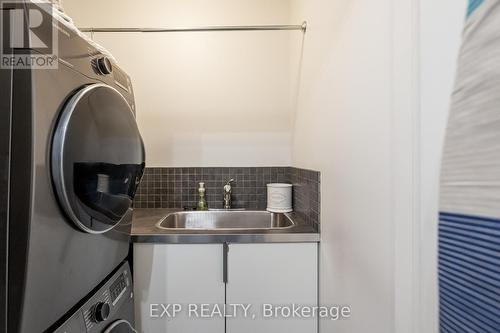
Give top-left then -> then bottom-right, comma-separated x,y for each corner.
223,179 -> 235,209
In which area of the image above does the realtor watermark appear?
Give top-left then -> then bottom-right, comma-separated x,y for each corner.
150,303 -> 352,321
1,0 -> 58,69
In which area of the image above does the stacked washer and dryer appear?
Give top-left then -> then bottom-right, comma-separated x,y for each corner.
1,2 -> 144,332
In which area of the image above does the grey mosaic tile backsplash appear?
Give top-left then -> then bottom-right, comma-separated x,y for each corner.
288,167 -> 321,226
134,167 -> 320,225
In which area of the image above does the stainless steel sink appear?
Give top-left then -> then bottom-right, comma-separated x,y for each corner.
156,210 -> 294,230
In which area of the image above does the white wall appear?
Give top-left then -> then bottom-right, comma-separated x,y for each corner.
63,0 -> 296,167
418,1 -> 466,332
290,1 -> 394,331
290,0 -> 466,332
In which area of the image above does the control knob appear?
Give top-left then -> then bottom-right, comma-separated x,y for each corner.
96,57 -> 113,75
93,302 -> 110,322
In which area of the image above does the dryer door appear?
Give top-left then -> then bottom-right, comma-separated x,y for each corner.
103,319 -> 136,333
52,83 -> 145,234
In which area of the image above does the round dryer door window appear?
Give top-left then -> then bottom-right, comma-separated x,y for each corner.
103,320 -> 136,333
52,83 -> 145,234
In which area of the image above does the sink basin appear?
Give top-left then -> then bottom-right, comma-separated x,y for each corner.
156,210 -> 294,230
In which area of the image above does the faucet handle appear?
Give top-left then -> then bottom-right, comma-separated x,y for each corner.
226,178 -> 235,185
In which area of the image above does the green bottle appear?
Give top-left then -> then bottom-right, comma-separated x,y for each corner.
197,182 -> 208,211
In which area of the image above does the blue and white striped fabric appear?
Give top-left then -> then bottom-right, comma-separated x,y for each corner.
439,1 -> 500,332
439,213 -> 500,332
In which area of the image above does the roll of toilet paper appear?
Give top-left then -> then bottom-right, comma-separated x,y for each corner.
267,183 -> 293,213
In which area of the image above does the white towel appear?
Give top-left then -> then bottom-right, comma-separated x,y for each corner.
440,0 -> 500,219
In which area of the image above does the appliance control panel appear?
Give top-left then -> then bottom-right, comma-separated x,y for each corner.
53,262 -> 132,333
56,27 -> 135,111
110,273 -> 128,305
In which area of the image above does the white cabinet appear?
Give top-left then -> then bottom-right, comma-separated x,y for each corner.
226,243 -> 318,333
134,243 -> 318,333
134,244 -> 225,333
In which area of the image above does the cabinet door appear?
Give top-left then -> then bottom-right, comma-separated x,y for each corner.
134,244 -> 225,333
226,243 -> 318,333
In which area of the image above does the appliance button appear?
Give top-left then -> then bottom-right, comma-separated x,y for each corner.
96,57 -> 113,75
94,302 -> 110,322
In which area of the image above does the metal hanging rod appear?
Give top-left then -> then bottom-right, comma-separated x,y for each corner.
79,21 -> 307,33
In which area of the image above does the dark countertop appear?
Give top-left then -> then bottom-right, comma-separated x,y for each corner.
131,208 -> 320,243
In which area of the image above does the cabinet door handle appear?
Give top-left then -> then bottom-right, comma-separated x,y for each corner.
223,242 -> 229,284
